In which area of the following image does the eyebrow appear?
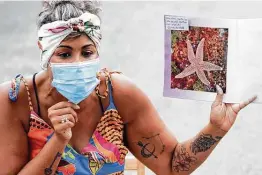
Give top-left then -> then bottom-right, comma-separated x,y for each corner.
82,44 -> 95,49
57,44 -> 95,50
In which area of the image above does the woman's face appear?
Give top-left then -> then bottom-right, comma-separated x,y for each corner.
49,34 -> 98,64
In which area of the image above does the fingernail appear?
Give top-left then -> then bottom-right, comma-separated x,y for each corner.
251,95 -> 257,101
216,85 -> 223,94
74,105 -> 80,109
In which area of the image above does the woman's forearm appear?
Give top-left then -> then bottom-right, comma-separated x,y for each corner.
171,123 -> 226,175
18,134 -> 67,175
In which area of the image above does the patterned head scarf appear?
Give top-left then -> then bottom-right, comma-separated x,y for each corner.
38,12 -> 101,69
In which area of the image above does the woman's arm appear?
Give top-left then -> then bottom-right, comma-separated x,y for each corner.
18,134 -> 67,175
19,101 -> 79,175
170,123 -> 225,174
112,74 -> 255,175
126,113 -> 225,175
0,82 -> 78,175
0,84 -> 29,174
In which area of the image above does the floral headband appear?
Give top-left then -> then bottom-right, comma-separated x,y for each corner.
38,12 -> 101,69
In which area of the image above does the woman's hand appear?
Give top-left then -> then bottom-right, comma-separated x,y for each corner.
210,85 -> 257,132
48,101 -> 80,142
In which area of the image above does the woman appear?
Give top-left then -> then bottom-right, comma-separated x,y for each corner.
0,1 -> 256,175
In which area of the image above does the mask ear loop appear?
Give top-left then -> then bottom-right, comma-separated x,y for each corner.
40,58 -> 50,70
47,62 -> 51,68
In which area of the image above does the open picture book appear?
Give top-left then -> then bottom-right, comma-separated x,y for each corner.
163,15 -> 262,103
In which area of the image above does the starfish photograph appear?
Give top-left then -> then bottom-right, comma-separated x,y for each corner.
175,38 -> 223,86
170,26 -> 228,92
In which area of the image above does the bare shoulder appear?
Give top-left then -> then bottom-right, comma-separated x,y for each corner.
110,73 -> 137,94
0,77 -> 32,128
0,81 -> 20,120
110,73 -> 152,123
0,79 -> 30,173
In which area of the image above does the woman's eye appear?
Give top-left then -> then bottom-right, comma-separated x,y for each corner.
58,53 -> 71,58
82,51 -> 93,57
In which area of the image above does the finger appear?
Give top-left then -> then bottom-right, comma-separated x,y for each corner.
48,107 -> 78,123
232,95 -> 257,113
67,101 -> 81,110
240,95 -> 257,109
54,121 -> 75,131
49,101 -> 80,111
213,85 -> 224,106
50,114 -> 75,125
49,107 -> 78,121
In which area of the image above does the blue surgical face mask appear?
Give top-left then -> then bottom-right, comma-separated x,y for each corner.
50,59 -> 100,104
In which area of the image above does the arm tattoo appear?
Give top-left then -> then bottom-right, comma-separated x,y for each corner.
172,144 -> 197,172
44,152 -> 62,175
136,133 -> 165,159
190,133 -> 222,155
215,136 -> 222,140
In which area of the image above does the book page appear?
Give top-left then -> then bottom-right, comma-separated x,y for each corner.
236,19 -> 262,103
164,16 -> 238,102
